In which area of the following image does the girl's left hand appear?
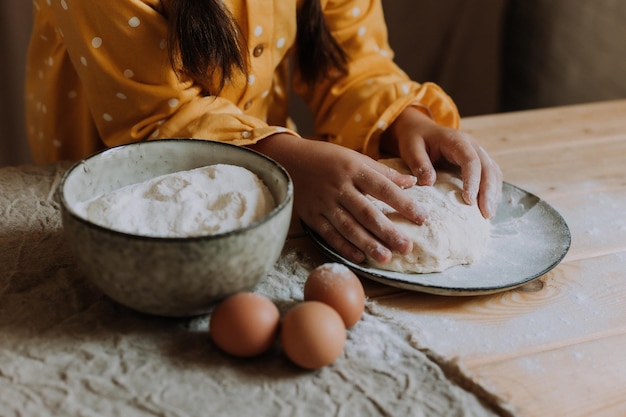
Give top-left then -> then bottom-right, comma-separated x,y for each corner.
381,106 -> 503,219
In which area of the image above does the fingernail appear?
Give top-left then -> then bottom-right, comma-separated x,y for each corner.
417,168 -> 433,185
401,175 -> 417,189
464,190 -> 476,206
411,207 -> 428,225
371,244 -> 391,263
398,237 -> 413,255
351,251 -> 366,264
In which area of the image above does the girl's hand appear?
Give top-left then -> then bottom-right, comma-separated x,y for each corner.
381,107 -> 503,219
251,134 -> 427,264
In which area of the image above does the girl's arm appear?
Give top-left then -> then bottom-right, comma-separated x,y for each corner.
381,107 -> 503,219
294,0 -> 501,219
251,133 -> 425,264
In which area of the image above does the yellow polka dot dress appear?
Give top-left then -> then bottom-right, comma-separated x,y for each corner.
25,0 -> 460,163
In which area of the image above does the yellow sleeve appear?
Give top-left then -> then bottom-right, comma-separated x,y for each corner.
292,0 -> 460,159
26,0 -> 295,163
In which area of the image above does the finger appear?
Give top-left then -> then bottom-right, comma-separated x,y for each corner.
400,136 -> 437,186
354,169 -> 428,226
308,215 -> 367,264
462,158 -> 481,207
439,132 -> 482,206
337,187 -> 414,257
325,204 -> 396,263
374,163 -> 417,189
476,146 -> 503,219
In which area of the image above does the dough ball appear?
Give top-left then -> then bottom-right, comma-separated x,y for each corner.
367,159 -> 491,273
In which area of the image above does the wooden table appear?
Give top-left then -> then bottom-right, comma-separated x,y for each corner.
3,99 -> 624,416
333,99 -> 626,417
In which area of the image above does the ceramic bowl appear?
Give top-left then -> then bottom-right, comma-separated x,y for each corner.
59,139 -> 293,317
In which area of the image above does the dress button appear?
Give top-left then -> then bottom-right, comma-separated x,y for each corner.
253,44 -> 264,57
241,130 -> 252,139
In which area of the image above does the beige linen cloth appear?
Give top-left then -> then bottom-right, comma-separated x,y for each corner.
0,164 -> 516,417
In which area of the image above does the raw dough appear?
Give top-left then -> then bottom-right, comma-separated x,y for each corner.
74,164 -> 275,237
367,159 -> 491,273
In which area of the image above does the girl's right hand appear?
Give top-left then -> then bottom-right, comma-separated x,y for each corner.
251,134 -> 427,264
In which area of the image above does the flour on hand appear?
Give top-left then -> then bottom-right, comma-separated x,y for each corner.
74,164 -> 275,237
367,159 -> 491,273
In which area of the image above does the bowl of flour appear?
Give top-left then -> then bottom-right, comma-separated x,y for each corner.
59,139 -> 293,317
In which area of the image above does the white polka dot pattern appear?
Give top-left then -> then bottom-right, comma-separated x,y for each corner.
25,0 -> 458,163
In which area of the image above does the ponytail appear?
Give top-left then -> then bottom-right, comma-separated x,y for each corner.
166,0 -> 346,93
296,0 -> 348,85
167,0 -> 248,95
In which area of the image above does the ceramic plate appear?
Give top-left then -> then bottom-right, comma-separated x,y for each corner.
303,182 -> 571,296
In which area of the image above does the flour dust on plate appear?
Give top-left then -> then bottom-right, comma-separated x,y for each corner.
303,182 -> 571,296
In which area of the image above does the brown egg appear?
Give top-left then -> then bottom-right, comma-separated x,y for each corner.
280,301 -> 346,369
304,263 -> 365,328
209,292 -> 280,357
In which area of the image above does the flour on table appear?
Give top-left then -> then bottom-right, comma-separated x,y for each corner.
74,164 -> 275,237
367,159 -> 491,273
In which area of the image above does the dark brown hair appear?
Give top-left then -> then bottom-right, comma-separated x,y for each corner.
167,0 -> 347,94
295,0 -> 348,85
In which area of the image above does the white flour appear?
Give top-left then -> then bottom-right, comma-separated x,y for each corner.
74,164 -> 275,237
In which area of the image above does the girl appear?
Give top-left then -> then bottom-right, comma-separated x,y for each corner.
26,0 -> 502,265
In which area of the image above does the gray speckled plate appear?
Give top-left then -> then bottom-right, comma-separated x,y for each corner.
304,182 -> 571,296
